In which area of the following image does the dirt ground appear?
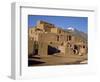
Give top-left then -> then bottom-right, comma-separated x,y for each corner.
28,53 -> 87,66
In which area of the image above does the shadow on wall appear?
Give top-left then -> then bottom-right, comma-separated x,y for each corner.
48,45 -> 60,55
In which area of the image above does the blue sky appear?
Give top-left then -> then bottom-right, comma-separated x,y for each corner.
28,15 -> 88,33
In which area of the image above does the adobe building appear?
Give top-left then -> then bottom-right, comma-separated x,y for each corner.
28,20 -> 87,57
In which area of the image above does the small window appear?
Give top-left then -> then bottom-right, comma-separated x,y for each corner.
59,30 -> 61,33
50,42 -> 52,44
57,35 -> 59,41
61,42 -> 63,46
67,36 -> 69,41
83,45 -> 85,48
69,35 -> 71,41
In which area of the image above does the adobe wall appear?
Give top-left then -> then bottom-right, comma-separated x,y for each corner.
28,20 -> 88,57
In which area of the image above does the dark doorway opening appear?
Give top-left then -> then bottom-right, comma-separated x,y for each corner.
48,45 -> 60,55
73,45 -> 79,54
33,49 -> 38,55
33,41 -> 38,55
74,45 -> 78,50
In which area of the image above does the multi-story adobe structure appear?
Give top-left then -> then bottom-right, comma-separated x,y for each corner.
28,20 -> 87,57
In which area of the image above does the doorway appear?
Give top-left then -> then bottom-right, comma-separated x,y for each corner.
48,45 -> 60,55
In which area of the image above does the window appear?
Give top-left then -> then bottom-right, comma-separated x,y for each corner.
67,35 -> 72,41
83,45 -> 85,48
57,35 -> 59,41
69,35 -> 71,41
50,42 -> 52,44
67,36 -> 68,41
61,42 -> 63,46
59,30 -> 61,33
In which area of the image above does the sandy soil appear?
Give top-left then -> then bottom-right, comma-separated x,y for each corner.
28,53 -> 87,66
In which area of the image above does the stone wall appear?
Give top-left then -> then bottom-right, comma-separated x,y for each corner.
28,20 -> 87,57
